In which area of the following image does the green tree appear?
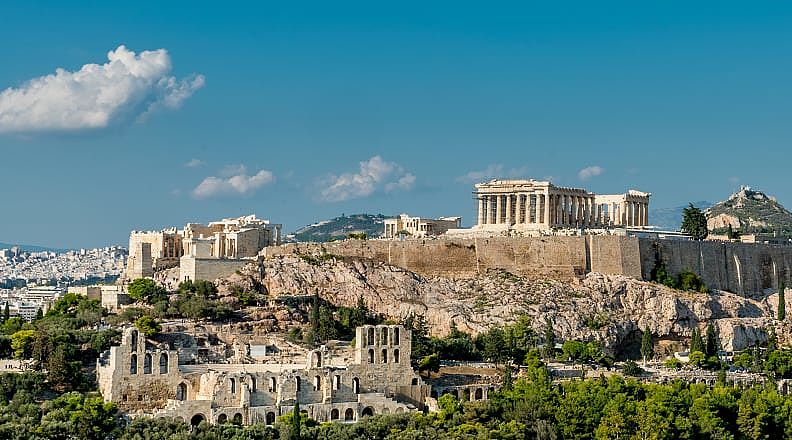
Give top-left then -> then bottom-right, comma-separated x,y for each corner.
10,330 -> 36,359
2,303 -> 9,322
681,203 -> 709,240
779,281 -> 786,321
291,401 -> 301,440
691,327 -> 705,354
418,353 -> 440,376
127,278 -> 167,304
134,315 -> 161,338
641,329 -> 654,366
543,317 -> 555,359
705,323 -> 719,357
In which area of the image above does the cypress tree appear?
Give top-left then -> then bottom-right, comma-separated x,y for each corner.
705,324 -> 718,357
640,329 -> 654,366
291,401 -> 301,440
690,327 -> 704,354
779,281 -> 786,321
543,318 -> 555,359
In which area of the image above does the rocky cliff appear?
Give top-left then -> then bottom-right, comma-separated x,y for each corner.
218,254 -> 791,357
707,186 -> 792,236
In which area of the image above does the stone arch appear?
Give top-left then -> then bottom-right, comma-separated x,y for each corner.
463,388 -> 471,401
393,327 -> 400,345
393,349 -> 400,363
475,388 -> 483,400
232,413 -> 242,425
176,382 -> 187,401
395,407 -> 404,414
380,327 -> 388,345
344,408 -> 355,421
331,408 -> 339,420
230,378 -> 236,394
368,349 -> 375,363
451,389 -> 459,399
362,407 -> 374,417
352,377 -> 360,394
411,378 -> 418,386
190,414 -> 205,427
130,354 -> 137,375
314,375 -> 321,391
367,327 -> 375,345
217,414 -> 228,424
381,408 -> 390,414
159,353 -> 168,374
269,376 -> 277,392
265,411 -> 276,425
143,353 -> 152,374
381,348 -> 388,363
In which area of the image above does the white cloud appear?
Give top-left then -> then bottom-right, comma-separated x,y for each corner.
192,166 -> 274,199
319,156 -> 416,202
184,158 -> 205,168
456,163 -> 529,183
0,45 -> 204,133
578,165 -> 604,181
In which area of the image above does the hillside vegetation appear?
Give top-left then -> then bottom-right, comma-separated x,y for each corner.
707,186 -> 792,236
287,214 -> 390,242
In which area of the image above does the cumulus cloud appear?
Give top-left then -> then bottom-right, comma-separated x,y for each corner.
192,166 -> 274,199
578,165 -> 604,181
456,163 -> 529,183
0,45 -> 204,133
184,158 -> 205,168
319,156 -> 416,202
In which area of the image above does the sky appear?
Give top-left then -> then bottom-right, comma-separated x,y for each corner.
2,1 -> 792,249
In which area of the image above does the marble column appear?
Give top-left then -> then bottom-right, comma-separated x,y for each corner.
538,194 -> 545,225
495,195 -> 501,224
486,195 -> 494,224
506,195 -> 513,225
478,197 -> 485,225
514,194 -> 522,224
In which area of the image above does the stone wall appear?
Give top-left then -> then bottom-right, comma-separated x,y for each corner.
179,257 -> 248,282
265,237 -> 792,294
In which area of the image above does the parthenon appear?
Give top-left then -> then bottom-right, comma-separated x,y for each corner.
473,179 -> 650,231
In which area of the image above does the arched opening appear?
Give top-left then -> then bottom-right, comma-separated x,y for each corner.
381,349 -> 388,363
217,414 -> 228,424
333,375 -> 341,390
230,378 -> 236,394
251,377 -> 257,393
130,330 -> 138,350
314,375 -> 321,391
269,377 -> 277,392
143,353 -> 152,374
451,389 -> 459,399
393,349 -> 400,363
315,352 -> 322,367
266,412 -> 275,425
411,378 -> 418,386
232,413 -> 242,425
362,407 -> 374,417
352,377 -> 360,394
382,408 -> 390,414
190,414 -> 205,427
344,408 -> 355,421
331,408 -> 339,420
130,354 -> 137,375
463,388 -> 471,401
296,376 -> 301,392
176,383 -> 187,401
393,327 -> 400,345
380,328 -> 388,345
368,349 -> 374,363
395,407 -> 404,414
367,327 -> 375,345
159,353 -> 168,374
475,388 -> 483,400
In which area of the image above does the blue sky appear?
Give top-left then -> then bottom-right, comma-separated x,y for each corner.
2,1 -> 792,248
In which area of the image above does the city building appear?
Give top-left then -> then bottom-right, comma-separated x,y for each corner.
473,179 -> 651,233
383,214 -> 462,239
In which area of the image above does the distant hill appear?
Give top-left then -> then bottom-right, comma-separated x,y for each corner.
706,186 -> 792,236
287,214 -> 390,242
650,201 -> 713,231
0,242 -> 69,253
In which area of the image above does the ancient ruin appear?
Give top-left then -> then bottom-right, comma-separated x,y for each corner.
382,213 -> 462,239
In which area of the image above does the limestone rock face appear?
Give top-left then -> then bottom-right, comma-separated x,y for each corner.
218,255 -> 787,356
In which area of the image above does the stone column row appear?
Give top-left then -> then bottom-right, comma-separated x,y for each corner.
478,194 -> 552,226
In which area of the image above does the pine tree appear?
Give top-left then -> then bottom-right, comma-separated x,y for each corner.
690,327 -> 704,354
705,324 -> 718,357
291,401 -> 301,440
778,281 -> 786,321
543,318 -> 555,359
640,329 -> 654,366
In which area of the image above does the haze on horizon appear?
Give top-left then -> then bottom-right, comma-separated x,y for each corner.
2,1 -> 791,249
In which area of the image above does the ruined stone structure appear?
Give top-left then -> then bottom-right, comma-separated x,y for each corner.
98,325 -> 432,426
124,215 -> 282,282
383,213 -> 462,239
473,179 -> 650,232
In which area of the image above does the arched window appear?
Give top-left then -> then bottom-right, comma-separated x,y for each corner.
232,413 -> 242,425
314,375 -> 321,391
368,349 -> 374,363
331,408 -> 339,420
344,408 -> 355,421
269,377 -> 277,392
380,328 -> 388,345
217,414 -> 228,424
130,330 -> 138,350
296,377 -> 301,392
230,378 -> 236,394
130,354 -> 137,374
381,349 -> 388,363
475,388 -> 483,400
190,414 -> 205,427
143,353 -> 152,374
367,327 -> 374,346
265,412 -> 276,425
251,377 -> 257,393
333,375 -> 341,390
393,327 -> 400,345
176,383 -> 187,401
362,407 -> 374,417
315,352 -> 322,367
159,353 -> 168,374
352,377 -> 360,394
393,349 -> 400,363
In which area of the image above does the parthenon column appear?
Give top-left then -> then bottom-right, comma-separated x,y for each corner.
505,194 -> 513,225
496,195 -> 503,224
478,197 -> 485,225
539,194 -> 545,225
487,195 -> 495,224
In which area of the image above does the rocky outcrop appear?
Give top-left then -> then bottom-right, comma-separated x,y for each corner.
218,255 -> 788,356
